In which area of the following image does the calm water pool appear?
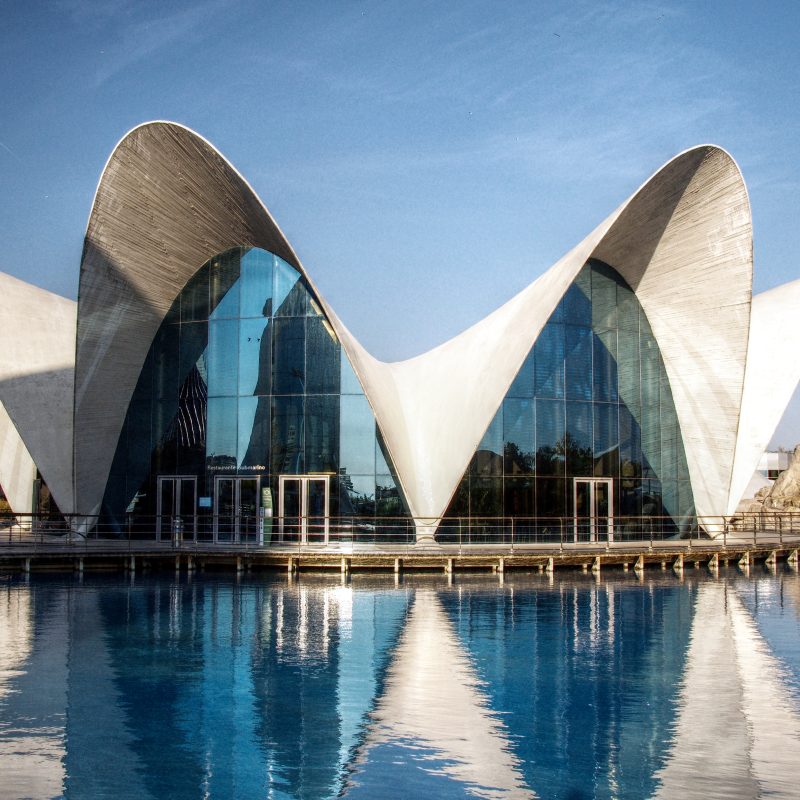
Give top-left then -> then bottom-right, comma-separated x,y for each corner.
1,568 -> 799,800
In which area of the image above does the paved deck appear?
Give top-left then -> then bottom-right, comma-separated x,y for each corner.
1,532 -> 799,574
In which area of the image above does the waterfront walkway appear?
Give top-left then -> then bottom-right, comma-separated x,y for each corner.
2,529 -> 799,575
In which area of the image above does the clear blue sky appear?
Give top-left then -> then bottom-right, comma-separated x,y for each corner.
2,0 -> 799,445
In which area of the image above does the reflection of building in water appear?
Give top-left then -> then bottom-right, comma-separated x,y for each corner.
436,579 -> 693,798
343,590 -> 536,799
0,585 -> 67,800
653,582 -> 800,799
3,576 -> 800,799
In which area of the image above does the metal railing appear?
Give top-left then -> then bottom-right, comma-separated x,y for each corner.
2,512 -> 800,555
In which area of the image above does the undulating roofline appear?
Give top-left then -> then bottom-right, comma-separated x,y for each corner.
72,122 -> 757,534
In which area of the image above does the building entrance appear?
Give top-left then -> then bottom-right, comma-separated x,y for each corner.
573,478 -> 614,543
278,475 -> 330,544
214,476 -> 260,542
157,476 -> 197,541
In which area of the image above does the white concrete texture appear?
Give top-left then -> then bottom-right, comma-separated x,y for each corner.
0,271 -> 76,513
729,278 -> 800,512
76,123 -> 754,534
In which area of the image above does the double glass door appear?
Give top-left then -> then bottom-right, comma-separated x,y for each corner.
279,475 -> 330,544
573,478 -> 614,543
157,477 -> 197,541
214,477 -> 260,542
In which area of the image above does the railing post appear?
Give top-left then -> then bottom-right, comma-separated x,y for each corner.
510,517 -> 514,554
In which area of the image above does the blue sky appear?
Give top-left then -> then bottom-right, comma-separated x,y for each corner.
2,0 -> 799,445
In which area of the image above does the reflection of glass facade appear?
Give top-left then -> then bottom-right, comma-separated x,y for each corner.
101,247 -> 406,535
444,259 -> 694,532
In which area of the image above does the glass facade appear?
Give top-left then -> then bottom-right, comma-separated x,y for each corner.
101,247 -> 407,539
442,259 -> 695,537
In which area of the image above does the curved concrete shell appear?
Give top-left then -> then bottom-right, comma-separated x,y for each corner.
729,278 -> 800,511
347,146 -> 752,532
0,271 -> 76,514
76,123 -> 753,534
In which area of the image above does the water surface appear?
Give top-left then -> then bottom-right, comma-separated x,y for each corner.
1,568 -> 799,799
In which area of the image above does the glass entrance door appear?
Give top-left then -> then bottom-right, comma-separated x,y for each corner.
214,477 -> 260,543
156,477 -> 197,541
279,475 -> 330,545
573,478 -> 614,543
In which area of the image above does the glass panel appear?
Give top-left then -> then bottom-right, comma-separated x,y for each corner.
376,473 -> 402,517
503,398 -> 534,475
566,401 -> 593,476
207,319 -> 239,397
239,318 -> 272,396
339,395 -> 375,478
340,354 -> 363,395
469,478 -> 502,518
281,478 -> 302,540
642,480 -> 663,517
593,403 -> 619,477
180,263 -> 210,323
474,408 -> 503,477
239,249 -> 273,318
306,317 -> 341,394
619,404 -> 642,479
659,377 -> 679,483
153,325 -> 179,401
617,280 -> 639,330
216,478 -> 235,542
179,323 -> 208,386
272,318 -> 305,394
271,396 -> 304,475
574,480 -> 591,541
307,479 -> 327,543
536,399 -> 565,476
619,479 -> 642,519
533,323 -> 565,399
593,329 -> 618,402
536,477 -> 566,518
375,429 -> 393,476
661,480 -> 679,522
445,476 -> 470,518
273,257 -> 308,317
159,479 -> 174,538
562,273 -> 591,325
504,477 -> 534,517
305,395 -> 339,473
238,396 -> 269,472
210,250 -> 240,319
340,474 -> 374,517
178,479 -> 195,517
179,479 -> 195,539
640,403 -> 660,480
616,325 -> 640,408
238,478 -> 259,540
206,397 -> 238,472
508,350 -> 534,398
594,481 -> 611,539
565,326 -> 592,401
591,264 -> 618,330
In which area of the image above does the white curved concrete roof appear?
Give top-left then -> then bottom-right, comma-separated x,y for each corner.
0,271 -> 76,513
729,278 -> 800,512
76,123 -> 753,531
